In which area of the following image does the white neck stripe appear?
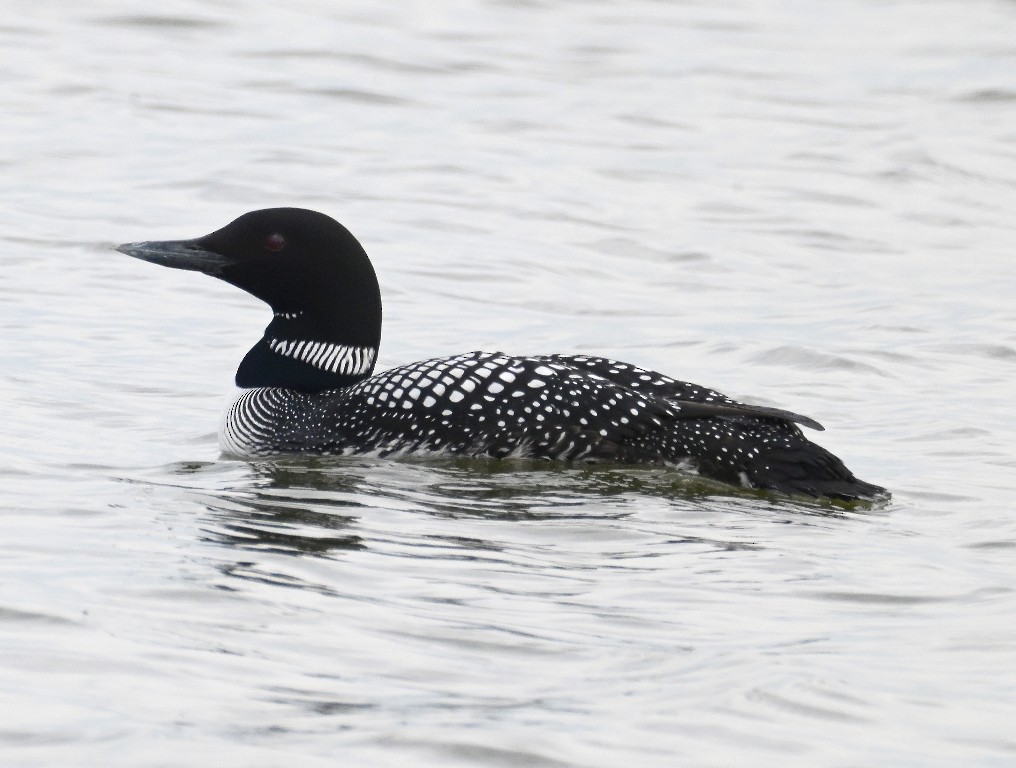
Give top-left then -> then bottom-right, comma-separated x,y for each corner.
268,338 -> 376,376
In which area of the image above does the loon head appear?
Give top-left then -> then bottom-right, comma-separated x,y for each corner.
117,208 -> 382,392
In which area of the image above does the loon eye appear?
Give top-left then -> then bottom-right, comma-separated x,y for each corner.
265,233 -> 286,252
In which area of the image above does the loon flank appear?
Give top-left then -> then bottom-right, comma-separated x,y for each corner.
117,208 -> 886,501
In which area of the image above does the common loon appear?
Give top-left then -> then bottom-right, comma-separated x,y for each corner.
118,208 -> 886,501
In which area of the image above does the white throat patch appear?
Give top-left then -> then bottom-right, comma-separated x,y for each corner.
268,338 -> 376,376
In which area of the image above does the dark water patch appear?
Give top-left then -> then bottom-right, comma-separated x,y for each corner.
0,607 -> 82,626
91,14 -> 227,31
810,591 -> 955,606
951,89 -> 1016,104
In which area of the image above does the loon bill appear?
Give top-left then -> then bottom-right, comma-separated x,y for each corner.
117,207 -> 887,502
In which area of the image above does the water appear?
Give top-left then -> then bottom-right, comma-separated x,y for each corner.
3,0 -> 1016,765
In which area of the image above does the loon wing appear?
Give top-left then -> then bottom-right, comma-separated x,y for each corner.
265,351 -> 823,463
540,354 -> 824,431
343,351 -> 680,461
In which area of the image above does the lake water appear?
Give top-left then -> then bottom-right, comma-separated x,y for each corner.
3,1 -> 1016,765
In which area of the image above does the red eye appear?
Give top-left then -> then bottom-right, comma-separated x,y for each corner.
265,233 -> 285,252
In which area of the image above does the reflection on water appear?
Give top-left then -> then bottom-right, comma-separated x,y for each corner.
187,464 -> 367,556
166,457 -> 879,571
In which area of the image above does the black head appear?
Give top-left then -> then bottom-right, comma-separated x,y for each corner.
118,208 -> 382,392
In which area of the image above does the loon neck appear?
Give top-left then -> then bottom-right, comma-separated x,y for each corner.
236,309 -> 381,392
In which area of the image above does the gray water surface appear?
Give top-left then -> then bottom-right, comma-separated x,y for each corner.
3,1 -> 1016,766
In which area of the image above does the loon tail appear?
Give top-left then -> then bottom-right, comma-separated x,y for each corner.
738,437 -> 885,501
